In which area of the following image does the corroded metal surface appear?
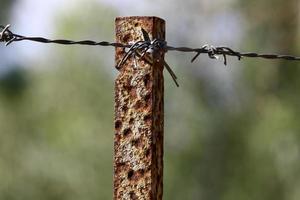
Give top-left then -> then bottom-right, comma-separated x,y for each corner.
114,16 -> 165,200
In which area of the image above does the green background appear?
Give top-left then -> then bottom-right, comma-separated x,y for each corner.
1,0 -> 300,199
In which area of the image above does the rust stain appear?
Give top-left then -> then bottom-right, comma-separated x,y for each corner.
114,16 -> 165,200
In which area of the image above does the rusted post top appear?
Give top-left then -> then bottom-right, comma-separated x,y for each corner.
114,16 -> 164,200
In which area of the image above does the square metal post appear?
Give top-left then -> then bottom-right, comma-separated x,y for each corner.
114,16 -> 165,200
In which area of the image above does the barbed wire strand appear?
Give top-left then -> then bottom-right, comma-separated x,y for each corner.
2,24 -> 300,87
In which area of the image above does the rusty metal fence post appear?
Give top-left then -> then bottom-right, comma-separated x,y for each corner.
114,16 -> 165,200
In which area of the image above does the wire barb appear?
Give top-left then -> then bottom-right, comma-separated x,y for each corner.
2,24 -> 300,86
115,28 -> 179,86
0,24 -> 17,46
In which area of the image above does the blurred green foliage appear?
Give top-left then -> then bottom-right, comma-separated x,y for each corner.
1,0 -> 300,200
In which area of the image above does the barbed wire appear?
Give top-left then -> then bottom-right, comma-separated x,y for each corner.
2,24 -> 300,86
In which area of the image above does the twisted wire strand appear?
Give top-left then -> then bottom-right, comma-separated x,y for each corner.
2,24 -> 300,87
0,24 -> 129,48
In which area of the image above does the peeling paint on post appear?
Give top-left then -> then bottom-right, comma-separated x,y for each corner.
114,16 -> 165,200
